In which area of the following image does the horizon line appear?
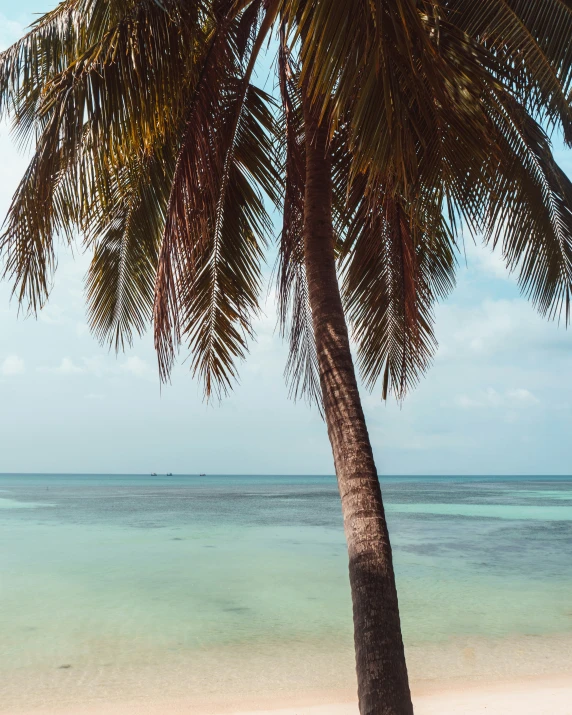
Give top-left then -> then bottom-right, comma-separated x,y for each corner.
1,472 -> 571,478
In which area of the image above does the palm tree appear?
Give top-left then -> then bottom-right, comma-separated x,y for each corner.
1,2 -> 572,713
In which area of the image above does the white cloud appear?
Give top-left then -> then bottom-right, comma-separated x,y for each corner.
81,356 -> 107,377
58,357 -> 84,374
452,300 -> 518,355
1,354 -> 25,376
506,388 -> 540,406
38,304 -> 66,325
454,389 -> 497,409
436,297 -> 569,361
454,387 -> 539,410
121,356 -> 152,379
464,240 -> 511,280
38,357 -> 84,375
36,354 -> 155,380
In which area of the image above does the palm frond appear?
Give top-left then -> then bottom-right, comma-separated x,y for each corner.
34,0 -> 207,158
340,182 -> 456,400
0,0 -> 209,313
276,30 -> 321,407
449,0 -> 572,142
154,1 -> 281,395
85,147 -> 176,350
236,0 -> 263,60
0,109 -> 67,311
478,93 -> 572,322
285,0 -> 572,400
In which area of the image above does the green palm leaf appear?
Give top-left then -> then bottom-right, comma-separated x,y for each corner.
85,147 -> 176,350
0,0 -> 209,312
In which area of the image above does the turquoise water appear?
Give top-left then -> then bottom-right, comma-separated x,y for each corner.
1,474 -> 571,709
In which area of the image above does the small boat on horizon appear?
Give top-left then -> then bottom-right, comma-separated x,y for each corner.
166,472 -> 173,476
199,473 -> 206,476
151,472 -> 157,476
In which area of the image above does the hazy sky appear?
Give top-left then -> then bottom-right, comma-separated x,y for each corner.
0,3 -> 571,475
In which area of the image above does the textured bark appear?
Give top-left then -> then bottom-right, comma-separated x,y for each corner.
302,93 -> 414,715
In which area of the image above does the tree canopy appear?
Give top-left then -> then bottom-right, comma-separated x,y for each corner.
1,0 -> 571,401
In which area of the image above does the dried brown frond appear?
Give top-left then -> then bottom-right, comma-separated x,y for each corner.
154,1 -> 282,396
275,26 -> 321,407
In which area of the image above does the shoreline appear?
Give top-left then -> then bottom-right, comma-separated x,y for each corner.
8,674 -> 572,715
4,634 -> 572,715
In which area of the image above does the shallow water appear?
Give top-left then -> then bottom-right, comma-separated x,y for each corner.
1,474 -> 571,709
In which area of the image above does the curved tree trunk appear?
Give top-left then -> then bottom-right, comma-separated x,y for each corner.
302,93 -> 414,715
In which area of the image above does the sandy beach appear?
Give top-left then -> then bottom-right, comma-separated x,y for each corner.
9,675 -> 572,715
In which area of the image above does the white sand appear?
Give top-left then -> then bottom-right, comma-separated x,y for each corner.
230,677 -> 572,715
11,675 -> 572,715
414,677 -> 572,714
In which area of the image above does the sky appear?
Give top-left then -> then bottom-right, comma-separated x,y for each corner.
0,3 -> 571,476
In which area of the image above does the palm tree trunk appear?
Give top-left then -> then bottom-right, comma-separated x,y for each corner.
302,94 -> 414,715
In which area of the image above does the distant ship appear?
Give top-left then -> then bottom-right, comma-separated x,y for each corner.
151,472 -> 157,476
199,473 -> 206,476
166,472 -> 173,476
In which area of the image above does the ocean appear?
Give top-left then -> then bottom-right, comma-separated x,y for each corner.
1,474 -> 571,710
